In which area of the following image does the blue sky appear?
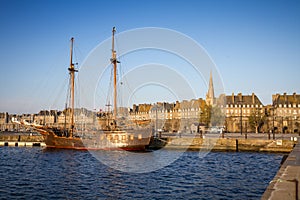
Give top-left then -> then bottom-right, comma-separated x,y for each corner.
0,0 -> 299,114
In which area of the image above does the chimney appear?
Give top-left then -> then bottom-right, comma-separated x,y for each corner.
5,112 -> 9,124
284,92 -> 287,103
232,93 -> 234,104
238,93 -> 242,102
272,94 -> 276,105
252,93 -> 255,104
276,93 -> 280,105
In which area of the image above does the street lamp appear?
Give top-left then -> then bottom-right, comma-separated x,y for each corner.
272,104 -> 276,140
237,100 -> 243,135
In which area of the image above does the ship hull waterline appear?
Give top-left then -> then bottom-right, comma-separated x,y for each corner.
38,129 -> 152,151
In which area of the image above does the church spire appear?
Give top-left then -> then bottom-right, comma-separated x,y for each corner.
206,71 -> 215,106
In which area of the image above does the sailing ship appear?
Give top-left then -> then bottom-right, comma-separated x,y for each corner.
14,27 -> 152,150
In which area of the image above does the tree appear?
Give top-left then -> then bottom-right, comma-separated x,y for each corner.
199,104 -> 211,126
199,104 -> 225,127
249,109 -> 265,133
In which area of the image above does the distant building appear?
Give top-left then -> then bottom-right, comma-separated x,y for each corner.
130,103 -> 152,121
222,92 -> 264,133
271,93 -> 300,133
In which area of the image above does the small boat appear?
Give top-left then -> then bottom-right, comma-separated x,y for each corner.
14,27 -> 152,151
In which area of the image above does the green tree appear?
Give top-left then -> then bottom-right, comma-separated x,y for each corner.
249,109 -> 265,133
199,104 -> 225,127
199,104 -> 211,126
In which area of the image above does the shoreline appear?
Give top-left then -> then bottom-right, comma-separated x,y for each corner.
0,132 -> 297,153
261,140 -> 300,199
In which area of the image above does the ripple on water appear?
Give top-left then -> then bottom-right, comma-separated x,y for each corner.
0,147 -> 283,200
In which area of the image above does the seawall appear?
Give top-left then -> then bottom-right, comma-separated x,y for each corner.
0,133 -> 45,147
261,140 -> 300,200
162,137 -> 296,153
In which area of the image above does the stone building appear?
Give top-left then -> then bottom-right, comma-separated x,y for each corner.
34,110 -> 58,125
173,98 -> 206,132
0,112 -> 9,131
222,93 -> 264,133
130,103 -> 152,121
129,99 -> 206,132
270,93 -> 300,133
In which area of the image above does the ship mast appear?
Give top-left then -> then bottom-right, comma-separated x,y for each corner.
111,27 -> 118,120
68,37 -> 77,137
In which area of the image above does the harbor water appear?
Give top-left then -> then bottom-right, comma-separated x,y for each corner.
0,147 -> 283,199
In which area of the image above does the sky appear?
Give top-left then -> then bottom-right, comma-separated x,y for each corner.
0,0 -> 299,114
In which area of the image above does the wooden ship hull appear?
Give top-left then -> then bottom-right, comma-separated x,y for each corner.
36,127 -> 152,151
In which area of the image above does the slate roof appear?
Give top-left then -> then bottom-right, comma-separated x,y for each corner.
224,93 -> 263,106
272,93 -> 300,105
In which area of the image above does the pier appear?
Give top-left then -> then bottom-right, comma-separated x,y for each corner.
159,133 -> 297,153
262,139 -> 300,200
0,132 -> 45,147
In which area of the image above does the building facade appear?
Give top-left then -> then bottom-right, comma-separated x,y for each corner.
222,93 -> 264,133
269,93 -> 300,133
